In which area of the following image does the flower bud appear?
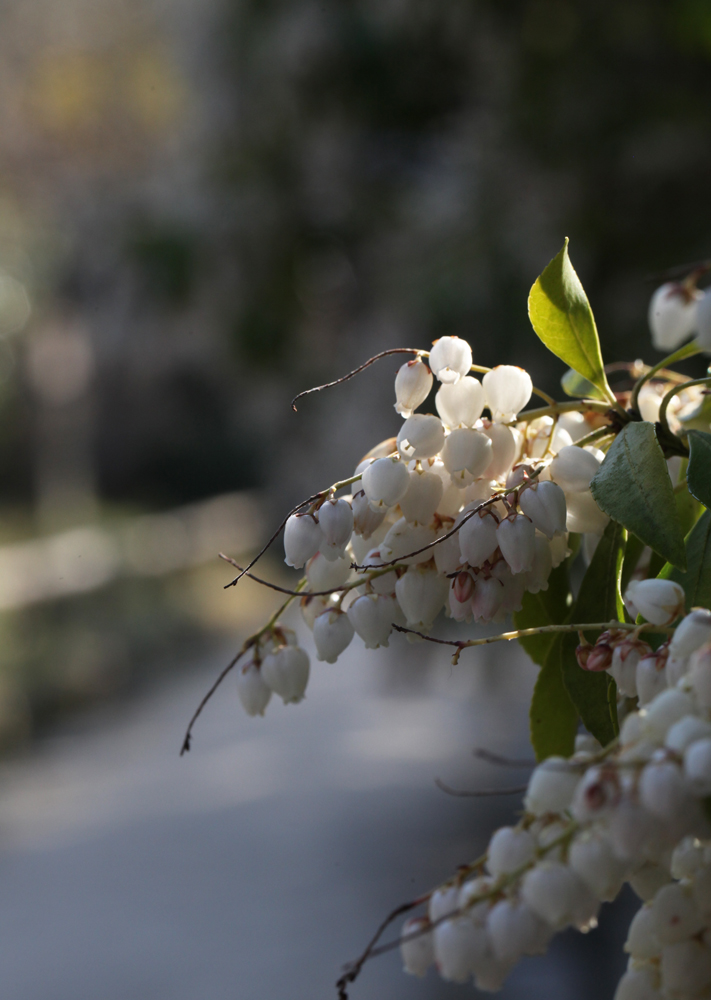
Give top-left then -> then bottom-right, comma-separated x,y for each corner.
558,411 -> 588,442
521,862 -> 588,930
684,737 -> 711,796
609,640 -> 650,698
400,916 -> 434,977
483,365 -> 533,422
397,414 -> 445,460
614,966 -> 662,1000
666,715 -> 711,755
448,583 -> 472,622
362,456 -> 410,509
625,904 -> 660,960
549,445 -> 601,492
636,648 -> 669,706
519,481 -> 567,539
670,608 -> 711,659
497,514 -> 535,575
639,761 -> 689,823
394,359 -> 433,417
524,757 -> 580,816
484,423 -> 518,480
662,939 -> 711,996
261,645 -> 310,703
351,489 -> 387,538
429,335 -> 472,384
318,498 -> 353,558
236,661 -> 272,717
487,826 -> 536,877
429,884 -> 459,922
312,609 -> 355,663
581,640 -> 613,672
641,688 -> 694,741
569,833 -> 628,902
471,574 -> 504,622
284,512 -> 322,568
300,593 -> 335,630
624,579 -> 685,626
399,469 -> 443,524
459,510 -> 499,567
395,565 -> 449,629
453,570 -> 475,604
487,900 -> 549,963
565,490 -> 610,534
347,593 -> 398,648
435,376 -> 485,428
306,552 -> 351,592
571,767 -> 620,823
648,282 -> 700,351
433,917 -> 482,983
441,428 -> 492,486
651,882 -> 704,946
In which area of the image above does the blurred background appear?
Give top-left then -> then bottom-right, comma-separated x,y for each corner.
0,0 -> 709,996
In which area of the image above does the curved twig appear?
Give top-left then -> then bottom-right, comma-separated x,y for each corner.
180,649 -> 248,755
292,349 -> 423,412
473,747 -> 535,768
434,777 -> 528,797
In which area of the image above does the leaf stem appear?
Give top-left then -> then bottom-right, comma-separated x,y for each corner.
630,342 -> 702,414
659,376 -> 711,440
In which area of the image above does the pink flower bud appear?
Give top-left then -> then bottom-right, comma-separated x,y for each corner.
471,574 -> 504,623
453,571 -> 475,604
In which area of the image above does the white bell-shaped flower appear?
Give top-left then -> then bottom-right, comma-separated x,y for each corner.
433,917 -> 483,983
362,456 -> 410,509
400,916 -> 434,977
636,652 -> 669,706
318,498 -> 353,557
395,565 -> 449,629
697,288 -> 711,352
312,609 -> 355,663
671,608 -> 711,659
521,862 -> 588,931
569,833 -> 628,902
441,428 -> 492,487
526,533 -> 553,594
625,905 -> 661,960
352,489 -> 387,538
361,546 -> 398,594
614,966 -> 662,1000
397,414 -> 445,460
487,826 -> 536,878
690,644 -> 711,708
524,757 -> 581,816
484,423 -> 518,480
486,900 -> 551,963
394,359 -> 433,417
429,884 -> 460,922
284,513 -> 322,568
639,761 -> 690,823
347,593 -> 398,648
648,282 -> 700,351
236,661 -> 272,717
609,642 -> 641,698
483,365 -> 533,422
666,715 -> 711,755
497,513 -> 535,575
471,574 -> 504,622
661,939 -> 711,997
641,688 -> 694,741
491,558 -> 525,615
300,593 -> 336,630
519,481 -> 567,539
549,532 -> 569,568
381,517 -> 438,566
565,490 -> 610,534
671,838 -> 706,880
637,384 -> 663,423
459,510 -> 499,567
624,579 -> 685,625
435,376 -> 485,427
684,738 -> 711,796
305,552 -> 351,592
261,644 -> 310,703
549,445 -> 601,492
651,883 -> 705,947
428,335 -> 472,384
434,530 -> 462,575
399,469 -> 443,524
557,411 -> 588,442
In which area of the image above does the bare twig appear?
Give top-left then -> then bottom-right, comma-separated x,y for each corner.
180,649 -> 247,755
292,348 -> 423,412
434,777 -> 528,797
473,747 -> 535,768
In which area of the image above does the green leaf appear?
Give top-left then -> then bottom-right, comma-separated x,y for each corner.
687,430 -> 711,510
529,643 -> 578,762
658,509 -> 711,610
620,533 -> 645,594
590,422 -> 687,570
528,239 -> 612,402
560,519 -> 626,748
514,562 -> 571,667
561,368 -> 605,401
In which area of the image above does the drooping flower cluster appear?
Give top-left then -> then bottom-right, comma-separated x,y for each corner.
400,605 -> 711,999
238,338 -> 614,713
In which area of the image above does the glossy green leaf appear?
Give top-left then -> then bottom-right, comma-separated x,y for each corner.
514,562 -> 571,668
687,430 -> 711,510
529,643 -> 578,762
590,422 -> 687,570
528,240 -> 612,401
561,368 -> 605,401
620,533 -> 645,594
658,509 -> 711,611
560,519 -> 626,748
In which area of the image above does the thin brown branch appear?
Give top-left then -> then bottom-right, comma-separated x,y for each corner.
180,649 -> 247,755
292,348 -> 423,412
392,623 -> 465,647
473,747 -> 536,768
434,777 -> 528,798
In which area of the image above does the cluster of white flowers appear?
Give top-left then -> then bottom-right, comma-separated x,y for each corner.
232,337 -> 615,716
235,626 -> 311,717
648,282 -> 711,354
399,604 -> 711,998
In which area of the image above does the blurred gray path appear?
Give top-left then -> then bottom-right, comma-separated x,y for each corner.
0,632 -> 632,1000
